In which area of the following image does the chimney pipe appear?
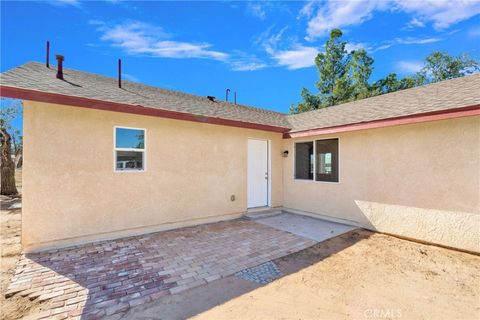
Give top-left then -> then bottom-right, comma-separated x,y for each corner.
234,91 -> 237,104
55,54 -> 64,80
46,41 -> 50,68
118,59 -> 122,88
226,88 -> 230,102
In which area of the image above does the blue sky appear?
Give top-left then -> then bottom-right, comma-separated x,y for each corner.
1,0 -> 480,122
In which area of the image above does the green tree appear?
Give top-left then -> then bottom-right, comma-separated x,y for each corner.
289,88 -> 322,114
293,30 -> 479,114
418,51 -> 479,83
294,29 -> 375,112
371,73 -> 421,94
314,28 -> 349,107
346,49 -> 374,100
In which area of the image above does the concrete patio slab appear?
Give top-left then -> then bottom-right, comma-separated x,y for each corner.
252,212 -> 357,242
5,219 -> 315,320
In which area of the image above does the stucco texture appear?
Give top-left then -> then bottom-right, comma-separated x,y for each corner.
22,101 -> 284,251
283,116 -> 480,253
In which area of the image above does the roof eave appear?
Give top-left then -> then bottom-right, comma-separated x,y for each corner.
283,104 -> 480,139
0,85 -> 291,134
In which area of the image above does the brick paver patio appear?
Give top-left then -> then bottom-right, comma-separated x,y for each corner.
6,219 -> 315,319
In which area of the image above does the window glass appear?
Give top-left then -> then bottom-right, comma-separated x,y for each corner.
115,127 -> 145,171
315,139 -> 338,182
115,128 -> 144,149
116,151 -> 143,170
295,142 -> 314,180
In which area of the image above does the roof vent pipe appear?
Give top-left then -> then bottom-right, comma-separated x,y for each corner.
55,54 -> 64,80
226,88 -> 230,102
234,91 -> 237,105
46,41 -> 50,68
118,59 -> 122,88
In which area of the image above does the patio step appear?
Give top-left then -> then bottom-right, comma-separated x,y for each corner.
244,208 -> 283,220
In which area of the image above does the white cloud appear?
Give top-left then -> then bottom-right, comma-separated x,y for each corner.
303,0 -> 385,40
246,2 -> 267,20
47,0 -> 81,7
395,36 -> 442,44
406,17 -> 426,29
230,61 -> 267,71
92,20 -> 269,72
396,60 -> 424,73
122,73 -> 139,82
254,26 -> 318,70
272,45 -> 319,70
95,21 -> 228,61
302,0 -> 480,40
345,42 -> 369,52
373,44 -> 393,51
229,51 -> 267,71
370,36 -> 442,52
395,0 -> 480,30
255,26 -> 289,55
468,26 -> 480,37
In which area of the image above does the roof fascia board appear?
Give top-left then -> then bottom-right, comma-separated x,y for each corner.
0,85 -> 290,133
284,105 -> 480,139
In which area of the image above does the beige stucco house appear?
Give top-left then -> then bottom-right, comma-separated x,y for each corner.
1,61 -> 479,253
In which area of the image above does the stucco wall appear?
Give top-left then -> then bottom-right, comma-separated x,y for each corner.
283,116 -> 480,252
22,101 -> 284,252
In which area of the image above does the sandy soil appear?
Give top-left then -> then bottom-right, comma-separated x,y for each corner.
2,169 -> 479,319
111,230 -> 480,320
0,171 -> 41,320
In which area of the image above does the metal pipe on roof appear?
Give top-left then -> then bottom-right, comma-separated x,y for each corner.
46,41 -> 50,68
55,54 -> 64,80
234,91 -> 237,104
118,59 -> 122,88
226,88 -> 230,102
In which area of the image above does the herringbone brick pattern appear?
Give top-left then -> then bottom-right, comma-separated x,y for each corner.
6,219 -> 314,319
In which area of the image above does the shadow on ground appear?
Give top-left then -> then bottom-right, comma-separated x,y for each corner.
105,229 -> 370,320
6,217 -> 345,320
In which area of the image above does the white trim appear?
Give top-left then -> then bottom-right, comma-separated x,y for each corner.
292,137 -> 341,184
113,126 -> 147,173
247,138 -> 272,208
268,139 -> 272,207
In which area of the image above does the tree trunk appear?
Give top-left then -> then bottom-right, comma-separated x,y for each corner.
14,147 -> 23,169
0,128 -> 18,195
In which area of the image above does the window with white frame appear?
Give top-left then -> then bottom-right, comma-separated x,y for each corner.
114,127 -> 145,171
294,138 -> 339,182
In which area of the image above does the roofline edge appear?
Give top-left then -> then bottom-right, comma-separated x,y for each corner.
283,104 -> 480,139
0,85 -> 291,134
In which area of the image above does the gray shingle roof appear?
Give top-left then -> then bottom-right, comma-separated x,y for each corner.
1,61 -> 479,133
0,62 -> 289,129
287,73 -> 480,132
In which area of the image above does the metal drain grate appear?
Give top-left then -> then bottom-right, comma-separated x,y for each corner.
235,261 -> 283,284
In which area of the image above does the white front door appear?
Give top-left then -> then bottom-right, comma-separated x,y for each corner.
247,139 -> 269,208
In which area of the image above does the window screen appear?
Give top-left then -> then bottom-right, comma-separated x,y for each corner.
295,142 -> 314,180
315,139 -> 338,182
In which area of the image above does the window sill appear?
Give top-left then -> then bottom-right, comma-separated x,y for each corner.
293,179 -> 340,184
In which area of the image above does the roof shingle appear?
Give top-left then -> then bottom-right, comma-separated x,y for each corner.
1,61 -> 479,133
287,73 -> 480,132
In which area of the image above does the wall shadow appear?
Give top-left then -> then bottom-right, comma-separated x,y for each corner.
6,219 -> 368,320
104,229 -> 371,320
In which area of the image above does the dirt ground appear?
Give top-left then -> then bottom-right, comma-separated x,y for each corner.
110,230 -> 480,320
1,170 -> 43,320
1,169 -> 479,319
